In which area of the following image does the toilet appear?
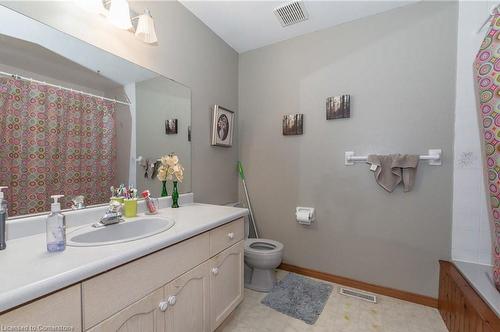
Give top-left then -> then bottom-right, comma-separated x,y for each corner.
243,216 -> 284,292
244,238 -> 284,292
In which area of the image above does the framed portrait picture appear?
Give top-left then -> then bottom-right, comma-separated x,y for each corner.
211,105 -> 234,147
165,119 -> 178,134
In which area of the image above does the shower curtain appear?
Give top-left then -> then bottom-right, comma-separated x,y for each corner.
0,77 -> 116,216
475,13 -> 500,291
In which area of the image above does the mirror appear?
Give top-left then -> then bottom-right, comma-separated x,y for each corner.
0,11 -> 191,218
136,77 -> 191,197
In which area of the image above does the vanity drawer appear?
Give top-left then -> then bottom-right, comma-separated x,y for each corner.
82,232 -> 210,330
209,218 -> 244,256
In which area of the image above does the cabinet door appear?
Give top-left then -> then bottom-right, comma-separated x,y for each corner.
87,288 -> 165,332
0,285 -> 82,332
209,241 -> 244,330
83,233 -> 209,329
164,261 -> 210,332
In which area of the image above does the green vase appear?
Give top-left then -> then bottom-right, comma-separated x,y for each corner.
161,181 -> 168,197
172,181 -> 179,208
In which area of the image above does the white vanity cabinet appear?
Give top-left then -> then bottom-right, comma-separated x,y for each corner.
0,285 -> 82,331
88,261 -> 211,332
165,260 -> 211,332
81,232 -> 211,329
209,241 -> 244,330
87,288 -> 166,332
0,218 -> 244,332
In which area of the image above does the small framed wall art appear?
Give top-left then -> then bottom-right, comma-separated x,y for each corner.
282,114 -> 303,135
165,119 -> 178,134
211,105 -> 234,147
326,94 -> 350,120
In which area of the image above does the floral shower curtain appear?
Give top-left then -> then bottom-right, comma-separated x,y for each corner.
0,77 -> 116,216
475,13 -> 500,291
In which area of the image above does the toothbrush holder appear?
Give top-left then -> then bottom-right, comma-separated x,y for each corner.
110,196 -> 125,204
123,198 -> 138,218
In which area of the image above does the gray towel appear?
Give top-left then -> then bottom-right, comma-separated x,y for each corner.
367,154 -> 419,192
391,154 -> 419,192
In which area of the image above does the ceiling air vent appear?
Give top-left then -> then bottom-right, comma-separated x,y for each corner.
274,1 -> 309,27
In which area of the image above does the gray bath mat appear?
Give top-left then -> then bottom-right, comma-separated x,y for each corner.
261,273 -> 333,325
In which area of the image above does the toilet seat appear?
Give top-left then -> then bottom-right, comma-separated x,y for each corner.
245,238 -> 283,255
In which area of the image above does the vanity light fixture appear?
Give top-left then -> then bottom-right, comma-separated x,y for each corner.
74,0 -> 158,44
134,9 -> 158,44
107,0 -> 133,30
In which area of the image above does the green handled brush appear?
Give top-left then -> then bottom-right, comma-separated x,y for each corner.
237,161 -> 259,238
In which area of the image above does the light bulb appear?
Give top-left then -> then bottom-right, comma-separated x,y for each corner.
135,9 -> 158,44
108,0 -> 133,30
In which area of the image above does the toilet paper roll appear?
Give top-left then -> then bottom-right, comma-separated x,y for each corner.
296,210 -> 311,224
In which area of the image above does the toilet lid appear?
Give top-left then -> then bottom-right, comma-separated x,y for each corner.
245,238 -> 284,254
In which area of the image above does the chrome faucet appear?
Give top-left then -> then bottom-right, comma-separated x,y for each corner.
98,211 -> 123,226
94,201 -> 123,227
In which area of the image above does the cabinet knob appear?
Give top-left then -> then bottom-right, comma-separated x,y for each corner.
159,301 -> 168,312
227,232 -> 235,240
167,295 -> 177,306
212,267 -> 219,275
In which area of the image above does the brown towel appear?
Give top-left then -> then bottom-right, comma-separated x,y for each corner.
367,154 -> 419,192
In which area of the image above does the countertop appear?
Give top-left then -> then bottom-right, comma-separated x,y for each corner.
0,203 -> 248,313
453,260 -> 500,317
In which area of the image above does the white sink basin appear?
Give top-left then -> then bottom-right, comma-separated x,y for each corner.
67,217 -> 175,247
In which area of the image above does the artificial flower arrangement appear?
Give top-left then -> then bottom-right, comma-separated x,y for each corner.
157,154 -> 184,183
157,153 -> 184,208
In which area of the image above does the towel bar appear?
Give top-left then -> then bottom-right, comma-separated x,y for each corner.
344,149 -> 442,166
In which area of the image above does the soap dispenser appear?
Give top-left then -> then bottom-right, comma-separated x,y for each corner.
46,195 -> 66,252
0,186 -> 8,250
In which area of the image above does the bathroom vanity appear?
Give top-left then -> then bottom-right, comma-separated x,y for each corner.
0,6 -> 248,332
0,199 -> 247,331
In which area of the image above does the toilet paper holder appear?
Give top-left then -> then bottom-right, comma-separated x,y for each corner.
296,207 -> 315,225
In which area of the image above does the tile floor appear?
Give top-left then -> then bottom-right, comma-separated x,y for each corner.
216,270 -> 448,332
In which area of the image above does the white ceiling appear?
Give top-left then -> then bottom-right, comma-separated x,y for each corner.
180,0 -> 418,53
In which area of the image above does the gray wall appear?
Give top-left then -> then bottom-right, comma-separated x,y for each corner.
136,77 -> 192,196
238,1 -> 457,297
1,0 -> 239,204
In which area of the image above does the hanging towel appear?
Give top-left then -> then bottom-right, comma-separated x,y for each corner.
367,154 -> 419,192
367,155 -> 400,192
391,154 -> 419,192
